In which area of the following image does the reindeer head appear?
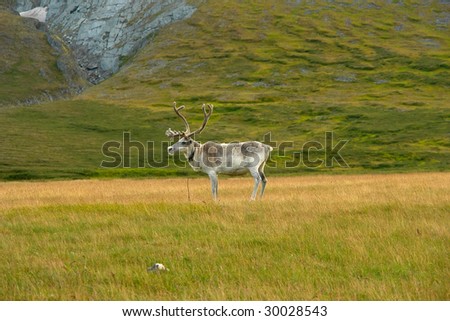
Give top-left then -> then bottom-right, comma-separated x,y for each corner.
166,102 -> 213,155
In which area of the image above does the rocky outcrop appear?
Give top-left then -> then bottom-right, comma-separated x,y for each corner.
15,0 -> 196,83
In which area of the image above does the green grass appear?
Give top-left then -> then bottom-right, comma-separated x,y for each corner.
0,99 -> 448,180
0,100 -> 180,180
0,11 -> 72,105
83,0 -> 450,108
1,174 -> 448,300
0,1 -> 449,180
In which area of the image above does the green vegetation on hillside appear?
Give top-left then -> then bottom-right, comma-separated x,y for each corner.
0,99 -> 447,180
0,10 -> 66,105
0,1 -> 449,180
85,0 -> 450,108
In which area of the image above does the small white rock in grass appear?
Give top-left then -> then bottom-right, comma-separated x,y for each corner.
147,263 -> 169,272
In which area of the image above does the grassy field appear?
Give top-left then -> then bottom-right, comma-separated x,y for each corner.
1,173 -> 448,300
0,1 -> 448,303
0,98 -> 448,180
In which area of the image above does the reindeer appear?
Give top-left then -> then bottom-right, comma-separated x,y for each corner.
166,102 -> 273,200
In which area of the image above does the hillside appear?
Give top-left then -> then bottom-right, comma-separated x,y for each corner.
0,8 -> 86,105
13,0 -> 196,83
0,1 -> 449,180
85,1 -> 450,107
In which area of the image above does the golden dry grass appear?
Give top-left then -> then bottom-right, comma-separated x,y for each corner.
1,172 -> 448,209
0,173 -> 449,300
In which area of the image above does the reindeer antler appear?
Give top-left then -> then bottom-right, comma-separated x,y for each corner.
173,101 -> 191,134
188,103 -> 213,137
167,102 -> 213,138
165,128 -> 184,138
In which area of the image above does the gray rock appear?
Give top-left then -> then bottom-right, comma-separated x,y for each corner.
374,79 -> 389,85
233,80 -> 247,87
252,81 -> 271,88
335,74 -> 357,83
15,0 -> 40,11
46,31 -> 88,93
419,38 -> 441,49
394,24 -> 404,32
15,0 -> 196,83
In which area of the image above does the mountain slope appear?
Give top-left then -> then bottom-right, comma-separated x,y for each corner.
0,0 -> 196,105
14,0 -> 196,83
0,0 -> 449,180
84,0 -> 450,109
0,9 -> 85,105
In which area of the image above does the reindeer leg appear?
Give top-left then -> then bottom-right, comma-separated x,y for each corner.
259,161 -> 268,198
250,170 -> 261,201
208,172 -> 218,200
259,172 -> 267,198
